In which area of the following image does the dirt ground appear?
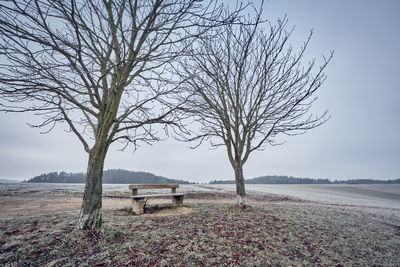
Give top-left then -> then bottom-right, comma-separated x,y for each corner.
0,196 -> 131,219
0,196 -> 231,219
0,190 -> 295,220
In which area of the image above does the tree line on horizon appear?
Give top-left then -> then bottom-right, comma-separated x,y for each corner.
26,170 -> 400,185
210,176 -> 400,185
26,169 -> 190,185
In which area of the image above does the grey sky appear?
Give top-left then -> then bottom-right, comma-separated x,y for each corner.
0,0 -> 399,182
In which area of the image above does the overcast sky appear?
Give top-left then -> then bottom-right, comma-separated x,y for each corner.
0,0 -> 399,182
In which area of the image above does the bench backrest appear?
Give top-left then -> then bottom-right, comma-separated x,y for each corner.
129,184 -> 179,190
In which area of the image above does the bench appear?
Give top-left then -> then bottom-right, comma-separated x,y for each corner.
129,184 -> 185,214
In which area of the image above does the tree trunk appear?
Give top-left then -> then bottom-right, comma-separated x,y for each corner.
77,145 -> 107,230
234,164 -> 247,206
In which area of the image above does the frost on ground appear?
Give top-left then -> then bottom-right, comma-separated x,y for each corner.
0,191 -> 399,266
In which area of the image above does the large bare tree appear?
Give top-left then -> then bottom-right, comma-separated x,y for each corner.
178,14 -> 333,206
0,0 -> 241,229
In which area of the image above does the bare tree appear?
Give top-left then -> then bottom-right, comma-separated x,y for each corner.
177,13 -> 333,206
0,0 -> 242,229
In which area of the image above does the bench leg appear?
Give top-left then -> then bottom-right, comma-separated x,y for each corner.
132,198 -> 145,214
172,195 -> 184,207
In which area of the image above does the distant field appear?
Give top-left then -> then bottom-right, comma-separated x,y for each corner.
210,184 -> 400,210
1,182 -> 399,210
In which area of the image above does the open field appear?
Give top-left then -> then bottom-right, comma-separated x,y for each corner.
1,185 -> 400,266
210,184 -> 400,210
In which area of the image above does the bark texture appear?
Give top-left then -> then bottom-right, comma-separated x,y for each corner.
77,145 -> 107,230
234,165 -> 247,206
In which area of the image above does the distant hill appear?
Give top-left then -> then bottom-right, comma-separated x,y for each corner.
248,176 -> 331,184
336,178 -> 400,184
209,175 -> 330,184
0,179 -> 21,183
209,175 -> 400,184
26,169 -> 190,184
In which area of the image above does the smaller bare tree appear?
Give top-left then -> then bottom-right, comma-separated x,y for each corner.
177,13 -> 333,206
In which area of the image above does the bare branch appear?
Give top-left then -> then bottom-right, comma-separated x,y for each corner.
177,14 -> 333,169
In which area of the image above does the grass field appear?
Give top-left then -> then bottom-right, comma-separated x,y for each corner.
1,190 -> 399,266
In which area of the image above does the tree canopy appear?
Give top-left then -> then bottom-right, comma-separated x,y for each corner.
0,0 -> 243,229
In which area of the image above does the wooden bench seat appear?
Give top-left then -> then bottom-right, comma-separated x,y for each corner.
129,184 -> 179,189
129,184 -> 185,214
130,193 -> 185,199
